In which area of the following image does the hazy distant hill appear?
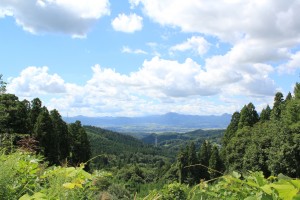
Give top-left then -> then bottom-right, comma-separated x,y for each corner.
64,112 -> 231,134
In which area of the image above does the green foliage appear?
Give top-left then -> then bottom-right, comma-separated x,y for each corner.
222,85 -> 300,177
294,83 -> 300,100
0,150 -> 117,200
144,182 -> 188,200
50,109 -> 70,161
260,105 -> 271,123
0,74 -> 6,94
238,103 -> 259,129
34,107 -> 58,165
198,140 -> 212,180
69,121 -> 91,168
0,94 -> 28,134
271,92 -> 284,120
209,145 -> 223,179
222,111 -> 240,147
0,150 -> 43,199
191,171 -> 300,200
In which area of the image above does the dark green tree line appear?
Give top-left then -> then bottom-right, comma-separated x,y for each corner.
177,140 -> 223,184
0,90 -> 91,167
222,83 -> 300,178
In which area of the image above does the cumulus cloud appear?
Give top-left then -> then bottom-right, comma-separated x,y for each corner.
170,36 -> 210,56
122,46 -> 147,54
278,51 -> 300,74
136,0 -> 300,43
111,13 -> 143,33
7,66 -> 66,97
0,0 -> 110,37
136,0 -> 300,74
129,0 -> 142,9
7,54 -> 277,116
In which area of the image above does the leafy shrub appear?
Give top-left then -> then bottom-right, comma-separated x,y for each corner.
0,149 -> 109,200
190,171 -> 300,200
0,150 -> 43,199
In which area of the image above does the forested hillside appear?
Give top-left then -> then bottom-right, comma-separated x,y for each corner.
0,93 -> 91,168
222,83 -> 300,178
2,74 -> 300,199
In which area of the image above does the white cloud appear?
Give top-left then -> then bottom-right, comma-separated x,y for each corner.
137,0 -> 300,75
0,0 -> 110,37
7,66 -> 66,97
278,51 -> 300,74
122,46 -> 147,54
111,13 -> 143,33
8,55 -> 277,116
137,0 -> 300,44
170,36 -> 210,56
129,0 -> 142,9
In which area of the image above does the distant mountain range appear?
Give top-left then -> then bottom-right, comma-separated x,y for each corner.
64,112 -> 231,134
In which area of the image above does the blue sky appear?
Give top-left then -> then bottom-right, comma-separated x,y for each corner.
1,0 -> 300,117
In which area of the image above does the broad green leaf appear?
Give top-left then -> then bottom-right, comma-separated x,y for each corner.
278,174 -> 292,180
63,182 -> 76,189
81,170 -> 92,179
260,185 -> 273,195
232,171 -> 241,179
19,192 -> 47,200
252,172 -> 266,186
271,183 -> 298,200
19,194 -> 32,200
290,180 -> 300,189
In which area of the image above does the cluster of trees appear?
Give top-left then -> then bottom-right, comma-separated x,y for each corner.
0,81 -> 90,166
222,83 -> 300,177
177,141 -> 224,185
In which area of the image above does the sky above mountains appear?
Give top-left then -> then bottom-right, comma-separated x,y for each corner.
1,0 -> 300,117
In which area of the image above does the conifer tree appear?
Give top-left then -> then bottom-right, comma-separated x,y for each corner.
294,83 -> 300,100
50,109 -> 70,161
198,141 -> 211,180
34,107 -> 59,165
68,121 -> 91,168
30,98 -> 42,133
222,111 -> 240,147
285,92 -> 292,102
187,142 -> 199,184
209,145 -> 223,179
260,105 -> 271,123
271,92 -> 284,120
0,94 -> 27,134
238,103 -> 259,129
177,147 -> 188,184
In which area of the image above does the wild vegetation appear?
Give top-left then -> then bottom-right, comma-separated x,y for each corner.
2,74 -> 300,199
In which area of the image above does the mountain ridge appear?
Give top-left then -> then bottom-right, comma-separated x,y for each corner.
64,112 -> 231,133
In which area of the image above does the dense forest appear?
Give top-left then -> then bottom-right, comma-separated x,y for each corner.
2,74 -> 300,199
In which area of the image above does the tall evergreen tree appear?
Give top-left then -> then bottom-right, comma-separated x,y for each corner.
50,109 -> 70,161
285,92 -> 292,102
177,147 -> 188,184
260,105 -> 271,123
29,98 -> 42,133
198,141 -> 211,180
187,142 -> 199,184
0,94 -> 27,134
68,121 -> 91,168
294,83 -> 300,100
209,145 -> 223,179
238,103 -> 259,129
271,92 -> 284,120
222,111 -> 240,147
34,107 -> 59,165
